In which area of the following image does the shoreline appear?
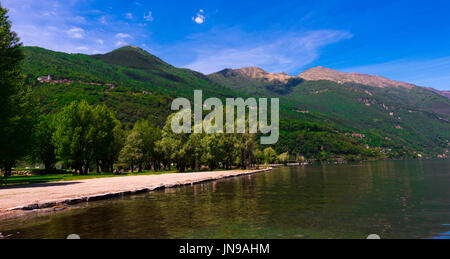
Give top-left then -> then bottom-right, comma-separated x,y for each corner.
0,168 -> 272,219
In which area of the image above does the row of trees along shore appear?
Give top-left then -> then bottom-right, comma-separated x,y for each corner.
6,99 -> 290,176
0,4 -> 290,183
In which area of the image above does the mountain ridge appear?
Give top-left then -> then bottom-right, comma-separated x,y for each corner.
212,64 -> 449,99
298,66 -> 417,89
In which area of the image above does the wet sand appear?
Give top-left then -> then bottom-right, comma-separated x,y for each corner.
0,168 -> 271,218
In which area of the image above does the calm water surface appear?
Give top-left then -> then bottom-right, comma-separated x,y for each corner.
0,160 -> 449,239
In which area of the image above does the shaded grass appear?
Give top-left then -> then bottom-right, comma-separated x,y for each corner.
1,170 -> 178,187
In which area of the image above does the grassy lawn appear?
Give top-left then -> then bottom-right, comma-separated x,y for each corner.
0,170 -> 178,187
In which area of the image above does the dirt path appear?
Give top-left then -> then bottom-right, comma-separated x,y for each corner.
0,169 -> 271,217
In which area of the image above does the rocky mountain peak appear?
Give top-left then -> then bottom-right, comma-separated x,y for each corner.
298,66 -> 416,89
232,67 -> 295,83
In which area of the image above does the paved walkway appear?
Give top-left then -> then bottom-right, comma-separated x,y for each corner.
0,169 -> 270,217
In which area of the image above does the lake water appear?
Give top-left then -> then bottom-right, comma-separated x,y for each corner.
0,160 -> 449,239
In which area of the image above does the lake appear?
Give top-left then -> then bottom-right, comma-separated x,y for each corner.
0,160 -> 449,239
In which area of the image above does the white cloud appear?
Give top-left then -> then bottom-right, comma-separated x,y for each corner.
115,40 -> 128,47
192,10 -> 205,24
1,0 -> 143,55
116,33 -> 132,39
72,16 -> 86,24
76,46 -> 89,51
67,27 -> 84,39
184,30 -> 353,74
125,13 -> 133,19
144,11 -> 154,22
100,16 -> 107,24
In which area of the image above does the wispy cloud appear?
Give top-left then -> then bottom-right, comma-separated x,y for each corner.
184,29 -> 353,74
67,27 -> 84,39
115,40 -> 128,47
99,16 -> 107,25
2,0 -> 141,54
144,11 -> 153,22
116,33 -> 132,39
125,13 -> 133,19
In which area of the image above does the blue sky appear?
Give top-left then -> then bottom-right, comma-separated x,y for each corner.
2,0 -> 450,90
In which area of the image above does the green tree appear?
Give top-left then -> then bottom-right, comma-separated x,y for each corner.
0,5 -> 36,183
219,134 -> 237,170
119,131 -> 144,173
30,114 -> 57,173
103,125 -> 126,172
186,133 -> 205,171
201,133 -> 224,170
92,105 -> 123,173
235,133 -> 256,169
53,101 -> 97,175
264,147 -> 278,164
132,120 -> 161,170
255,149 -> 265,165
278,152 -> 290,165
156,113 -> 190,172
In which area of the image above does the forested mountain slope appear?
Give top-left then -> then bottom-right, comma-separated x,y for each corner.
20,46 -> 450,159
209,67 -> 450,156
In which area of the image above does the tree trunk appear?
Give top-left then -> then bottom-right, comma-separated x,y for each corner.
44,161 -> 51,174
96,161 -> 100,174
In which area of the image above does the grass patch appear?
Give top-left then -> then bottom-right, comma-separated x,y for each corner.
1,170 -> 178,187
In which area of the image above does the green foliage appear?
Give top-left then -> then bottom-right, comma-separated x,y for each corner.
264,147 -> 278,164
0,5 -> 36,182
255,150 -> 265,164
209,70 -> 450,158
53,100 -> 121,174
119,131 -> 145,173
156,113 -> 191,172
91,105 -> 123,173
30,114 -> 57,172
155,112 -> 259,172
126,120 -> 162,171
201,133 -> 225,170
278,152 -> 290,165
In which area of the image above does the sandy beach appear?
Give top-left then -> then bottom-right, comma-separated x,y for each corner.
0,168 -> 271,218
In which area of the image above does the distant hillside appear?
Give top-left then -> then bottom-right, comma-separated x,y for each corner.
209,66 -> 450,156
298,66 -> 416,89
427,87 -> 450,99
21,46 -> 240,126
20,46 -> 450,159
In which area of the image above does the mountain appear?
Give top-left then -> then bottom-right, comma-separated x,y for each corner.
209,66 -> 450,156
439,90 -> 450,98
21,46 -> 239,126
92,46 -> 171,71
220,67 -> 295,83
298,66 -> 416,89
427,87 -> 450,99
20,46 -> 450,159
209,67 -> 304,95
